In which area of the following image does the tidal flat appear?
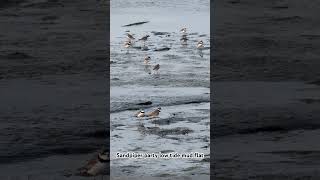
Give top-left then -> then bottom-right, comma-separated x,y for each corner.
110,0 -> 210,178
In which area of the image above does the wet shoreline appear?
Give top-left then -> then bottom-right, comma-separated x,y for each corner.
213,0 -> 320,178
110,0 -> 210,177
0,0 -> 109,178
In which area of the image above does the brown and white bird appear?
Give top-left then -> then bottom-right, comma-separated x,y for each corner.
78,149 -> 109,176
124,41 -> 132,48
147,107 -> 161,118
197,40 -> 204,49
135,110 -> 145,118
144,56 -> 151,64
139,35 -> 150,41
139,35 -> 150,45
126,33 -> 135,41
180,27 -> 187,34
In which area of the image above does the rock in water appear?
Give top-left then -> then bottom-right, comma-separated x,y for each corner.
122,21 -> 149,27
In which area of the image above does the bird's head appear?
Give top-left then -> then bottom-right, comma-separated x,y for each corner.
98,149 -> 109,161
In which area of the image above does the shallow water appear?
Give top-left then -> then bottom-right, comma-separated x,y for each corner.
111,0 -> 210,177
0,77 -> 107,165
111,103 -> 210,177
111,0 -> 210,42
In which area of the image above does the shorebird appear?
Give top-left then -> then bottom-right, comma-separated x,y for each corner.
124,41 -> 132,48
197,40 -> 204,49
124,41 -> 132,53
78,149 -> 109,176
153,64 -> 160,73
144,56 -> 151,64
138,35 -> 150,46
135,110 -> 145,118
147,107 -> 161,118
126,33 -> 135,41
180,27 -> 187,34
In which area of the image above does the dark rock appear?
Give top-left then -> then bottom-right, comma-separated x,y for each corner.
136,101 -> 152,105
154,47 -> 171,51
151,31 -> 170,36
122,21 -> 149,27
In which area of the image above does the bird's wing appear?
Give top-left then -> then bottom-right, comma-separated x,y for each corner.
153,65 -> 159,70
129,34 -> 134,39
147,110 -> 155,116
134,111 -> 140,117
139,36 -> 147,40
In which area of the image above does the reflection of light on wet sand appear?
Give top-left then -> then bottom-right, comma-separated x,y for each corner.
110,0 -> 210,42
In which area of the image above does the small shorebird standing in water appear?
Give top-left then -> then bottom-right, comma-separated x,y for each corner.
147,107 -> 161,118
135,110 -> 145,118
180,28 -> 188,45
124,41 -> 132,48
78,149 -> 109,177
144,56 -> 151,64
153,64 -> 160,74
124,41 -> 132,53
126,33 -> 135,41
143,56 -> 152,74
138,35 -> 150,46
197,40 -> 204,49
180,27 -> 187,34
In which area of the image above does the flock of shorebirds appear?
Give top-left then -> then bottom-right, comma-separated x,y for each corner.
124,27 -> 205,50
75,28 -> 206,177
124,27 -> 205,74
129,27 -> 205,119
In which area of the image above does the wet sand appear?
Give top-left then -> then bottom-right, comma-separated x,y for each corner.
0,0 -> 109,179
213,0 -> 320,179
110,0 -> 210,178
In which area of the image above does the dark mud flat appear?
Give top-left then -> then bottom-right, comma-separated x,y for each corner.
213,0 -> 320,82
213,0 -> 320,179
213,82 -> 320,179
0,0 -> 108,179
